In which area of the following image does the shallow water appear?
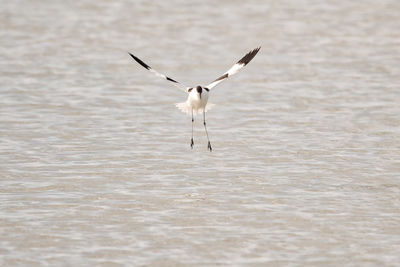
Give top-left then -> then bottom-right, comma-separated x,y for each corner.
1,0 -> 400,266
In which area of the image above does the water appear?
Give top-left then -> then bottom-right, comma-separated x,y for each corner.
1,0 -> 400,265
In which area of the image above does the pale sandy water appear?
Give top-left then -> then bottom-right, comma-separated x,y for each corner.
1,0 -> 400,266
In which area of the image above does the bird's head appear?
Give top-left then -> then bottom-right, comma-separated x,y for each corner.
196,86 -> 202,99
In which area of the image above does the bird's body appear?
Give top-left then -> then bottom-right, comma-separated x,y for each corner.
128,47 -> 261,151
188,86 -> 209,112
176,86 -> 211,115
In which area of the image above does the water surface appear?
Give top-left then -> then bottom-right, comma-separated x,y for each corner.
1,0 -> 400,265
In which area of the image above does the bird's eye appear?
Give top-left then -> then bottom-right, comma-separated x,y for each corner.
188,88 -> 193,92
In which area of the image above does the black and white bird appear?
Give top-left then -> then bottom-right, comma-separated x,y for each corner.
128,47 -> 260,151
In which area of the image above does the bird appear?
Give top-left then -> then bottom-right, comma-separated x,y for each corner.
128,47 -> 261,151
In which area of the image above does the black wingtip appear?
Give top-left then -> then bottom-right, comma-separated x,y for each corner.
237,47 -> 261,65
128,52 -> 151,70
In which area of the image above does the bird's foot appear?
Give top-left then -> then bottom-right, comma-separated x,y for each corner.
207,141 -> 212,152
190,138 -> 194,149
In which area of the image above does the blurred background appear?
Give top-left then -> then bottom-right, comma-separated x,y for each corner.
1,0 -> 399,265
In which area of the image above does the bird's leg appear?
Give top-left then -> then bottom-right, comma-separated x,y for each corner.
191,109 -> 194,149
203,111 -> 212,152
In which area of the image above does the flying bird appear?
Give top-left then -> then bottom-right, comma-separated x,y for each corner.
128,47 -> 261,151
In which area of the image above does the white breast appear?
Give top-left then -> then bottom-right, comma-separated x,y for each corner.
174,87 -> 211,115
188,89 -> 208,109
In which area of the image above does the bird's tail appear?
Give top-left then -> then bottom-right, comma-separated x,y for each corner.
175,102 -> 215,116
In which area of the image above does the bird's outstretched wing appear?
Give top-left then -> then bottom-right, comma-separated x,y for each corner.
128,52 -> 188,92
206,47 -> 261,90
